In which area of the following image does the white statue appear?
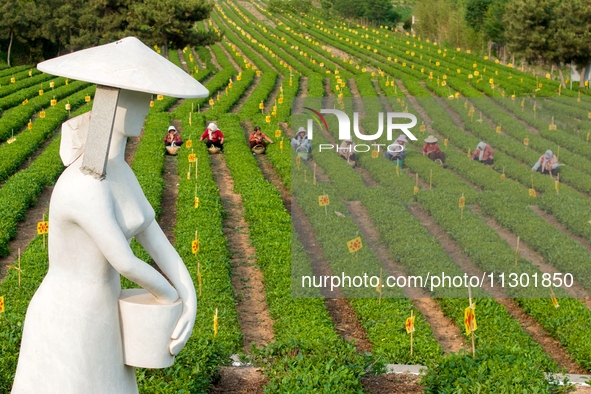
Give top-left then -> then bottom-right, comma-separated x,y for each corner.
12,37 -> 208,393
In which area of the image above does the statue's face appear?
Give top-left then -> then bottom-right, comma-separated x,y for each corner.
113,89 -> 151,137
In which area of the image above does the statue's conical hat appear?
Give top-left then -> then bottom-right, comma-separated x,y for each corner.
37,37 -> 208,98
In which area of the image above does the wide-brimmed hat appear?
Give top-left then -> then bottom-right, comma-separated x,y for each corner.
297,127 -> 306,135
424,135 -> 438,144
168,125 -> 176,132
207,122 -> 219,131
38,37 -> 209,180
38,37 -> 208,98
396,134 -> 408,143
544,150 -> 553,160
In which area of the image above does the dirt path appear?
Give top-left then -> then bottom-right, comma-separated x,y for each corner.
530,205 -> 591,254
408,202 -> 588,374
217,42 -> 242,72
293,76 -> 308,114
291,195 -> 373,352
157,120 -> 181,245
213,10 -> 279,74
210,366 -> 266,394
191,47 -> 206,69
207,45 -> 222,71
362,373 -> 424,394
209,153 -> 275,350
177,49 -> 190,73
470,205 -> 591,303
237,0 -> 276,28
0,186 -> 52,281
246,118 -> 372,352
4,131 -> 59,180
231,76 -> 260,114
344,200 -> 466,355
264,76 -> 284,113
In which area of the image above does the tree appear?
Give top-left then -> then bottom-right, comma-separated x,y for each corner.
320,0 -> 334,20
363,0 -> 393,25
333,0 -> 364,23
0,0 -> 34,65
465,0 -> 492,32
127,0 -> 217,56
505,0 -> 591,87
482,0 -> 508,58
553,0 -> 591,85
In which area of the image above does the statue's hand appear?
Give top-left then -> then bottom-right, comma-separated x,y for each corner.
169,303 -> 195,356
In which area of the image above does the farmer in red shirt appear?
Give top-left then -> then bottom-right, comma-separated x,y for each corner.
200,122 -> 225,152
249,125 -> 273,154
471,141 -> 494,165
421,135 -> 446,165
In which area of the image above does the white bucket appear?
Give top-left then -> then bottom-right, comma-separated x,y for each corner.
118,289 -> 183,368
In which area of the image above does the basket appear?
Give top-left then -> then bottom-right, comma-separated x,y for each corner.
119,289 -> 182,368
252,145 -> 266,155
297,152 -> 309,161
208,146 -> 221,154
166,145 -> 180,155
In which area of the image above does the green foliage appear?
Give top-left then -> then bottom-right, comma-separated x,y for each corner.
422,345 -> 553,393
127,0 -> 218,53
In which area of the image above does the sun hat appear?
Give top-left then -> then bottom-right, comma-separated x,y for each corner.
424,135 -> 438,144
207,123 -> 219,131
544,150 -> 553,160
168,126 -> 176,132
396,134 -> 408,143
297,127 -> 306,134
38,37 -> 209,180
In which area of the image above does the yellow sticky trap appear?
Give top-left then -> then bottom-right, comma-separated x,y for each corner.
149,101 -> 154,107
413,185 -> 419,195
186,140 -> 193,148
192,239 -> 199,254
39,90 -> 44,96
85,95 -> 91,102
194,197 -> 199,208
39,111 -> 46,119
318,195 -> 330,206
275,129 -> 281,138
188,154 -> 196,163
157,95 -> 164,100
529,189 -> 537,198
500,173 -> 506,180
37,221 -> 49,234
371,150 -> 379,159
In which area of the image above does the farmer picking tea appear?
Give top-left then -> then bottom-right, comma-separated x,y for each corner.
200,122 -> 225,152
532,149 -> 560,176
249,125 -> 273,154
291,127 -> 312,153
422,135 -> 446,165
471,141 -> 494,165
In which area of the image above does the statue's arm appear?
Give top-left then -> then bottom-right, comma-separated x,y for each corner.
71,183 -> 179,304
135,221 -> 197,356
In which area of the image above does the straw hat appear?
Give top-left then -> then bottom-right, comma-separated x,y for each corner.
424,135 -> 438,144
